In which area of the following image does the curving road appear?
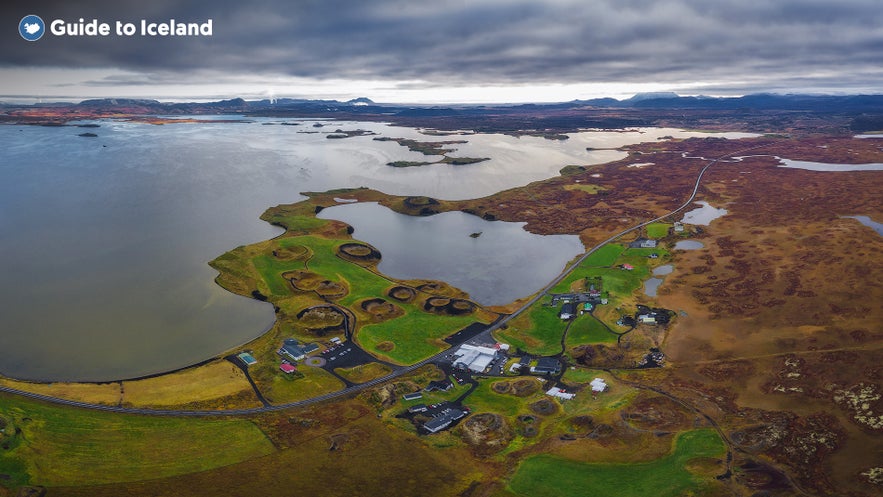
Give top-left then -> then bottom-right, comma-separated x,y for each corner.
0,144 -> 770,417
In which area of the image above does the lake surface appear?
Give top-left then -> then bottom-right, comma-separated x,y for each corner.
644,264 -> 674,297
643,278 -> 664,297
674,240 -> 705,250
777,159 -> 883,171
318,203 -> 584,306
843,215 -> 883,237
653,264 -> 674,276
681,201 -> 727,225
0,120 -> 746,381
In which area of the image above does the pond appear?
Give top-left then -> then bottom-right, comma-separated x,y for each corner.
843,215 -> 883,237
317,202 -> 585,306
674,240 -> 705,250
681,201 -> 727,226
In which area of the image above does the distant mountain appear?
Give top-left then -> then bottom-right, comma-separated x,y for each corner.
625,92 -> 681,102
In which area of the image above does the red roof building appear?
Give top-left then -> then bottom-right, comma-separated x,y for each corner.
280,363 -> 297,374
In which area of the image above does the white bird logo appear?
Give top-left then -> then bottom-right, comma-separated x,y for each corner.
23,23 -> 41,35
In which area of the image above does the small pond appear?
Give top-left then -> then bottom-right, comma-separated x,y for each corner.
843,215 -> 883,237
681,201 -> 727,226
674,240 -> 705,250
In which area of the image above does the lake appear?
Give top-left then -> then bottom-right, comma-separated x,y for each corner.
0,120 -> 746,380
317,202 -> 585,306
681,201 -> 727,225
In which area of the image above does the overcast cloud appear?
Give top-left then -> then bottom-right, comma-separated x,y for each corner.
2,0 -> 882,102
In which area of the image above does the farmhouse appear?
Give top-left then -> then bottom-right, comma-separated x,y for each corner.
279,363 -> 297,374
630,238 -> 658,249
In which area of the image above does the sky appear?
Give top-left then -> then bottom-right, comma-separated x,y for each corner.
2,0 -> 883,104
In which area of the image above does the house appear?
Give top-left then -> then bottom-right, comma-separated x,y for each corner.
408,404 -> 428,414
279,363 -> 297,374
531,357 -> 561,375
673,222 -> 685,232
424,379 -> 453,392
403,392 -> 423,401
559,302 -> 576,320
638,314 -> 657,324
630,238 -> 658,249
621,263 -> 635,271
546,387 -> 575,400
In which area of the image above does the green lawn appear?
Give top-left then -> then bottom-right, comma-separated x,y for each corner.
508,429 -> 726,497
357,313 -> 479,364
565,314 -> 618,346
495,303 -> 567,356
646,223 -> 671,239
581,243 -> 624,267
0,394 -> 275,487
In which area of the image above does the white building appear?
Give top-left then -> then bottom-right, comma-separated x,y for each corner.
453,343 -> 501,373
546,387 -> 575,400
590,378 -> 608,393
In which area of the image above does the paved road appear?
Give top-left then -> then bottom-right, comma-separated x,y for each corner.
0,144 -> 769,417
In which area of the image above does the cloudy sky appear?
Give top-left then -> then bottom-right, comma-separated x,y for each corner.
2,0 -> 882,103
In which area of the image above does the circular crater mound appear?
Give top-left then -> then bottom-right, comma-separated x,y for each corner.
272,245 -> 309,261
511,379 -> 540,397
423,297 -> 476,316
359,298 -> 404,321
417,283 -> 443,293
338,242 -> 382,263
403,196 -> 439,208
315,280 -> 348,299
529,398 -> 558,416
491,381 -> 511,394
284,269 -> 324,291
376,341 -> 395,352
387,286 -> 416,302
447,299 -> 476,315
296,306 -> 346,335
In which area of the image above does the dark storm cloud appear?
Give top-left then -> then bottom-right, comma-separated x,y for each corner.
3,0 -> 883,91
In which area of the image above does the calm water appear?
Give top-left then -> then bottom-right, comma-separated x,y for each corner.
317,203 -> 584,306
653,264 -> 674,276
674,240 -> 705,250
681,201 -> 728,225
0,120 -> 744,380
777,158 -> 883,171
843,215 -> 883,237
643,278 -> 664,297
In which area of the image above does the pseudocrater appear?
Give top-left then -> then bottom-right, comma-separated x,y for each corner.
317,202 -> 585,306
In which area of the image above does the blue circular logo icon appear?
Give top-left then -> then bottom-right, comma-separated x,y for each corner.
19,15 -> 45,41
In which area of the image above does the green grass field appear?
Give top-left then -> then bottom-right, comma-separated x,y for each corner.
508,429 -> 726,497
645,223 -> 672,239
0,394 -> 275,487
565,315 -> 618,346
581,243 -> 624,267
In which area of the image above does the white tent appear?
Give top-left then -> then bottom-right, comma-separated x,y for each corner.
590,378 -> 608,392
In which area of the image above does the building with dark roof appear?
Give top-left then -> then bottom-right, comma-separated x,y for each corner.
531,357 -> 561,375
423,407 -> 467,434
279,338 -> 317,361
